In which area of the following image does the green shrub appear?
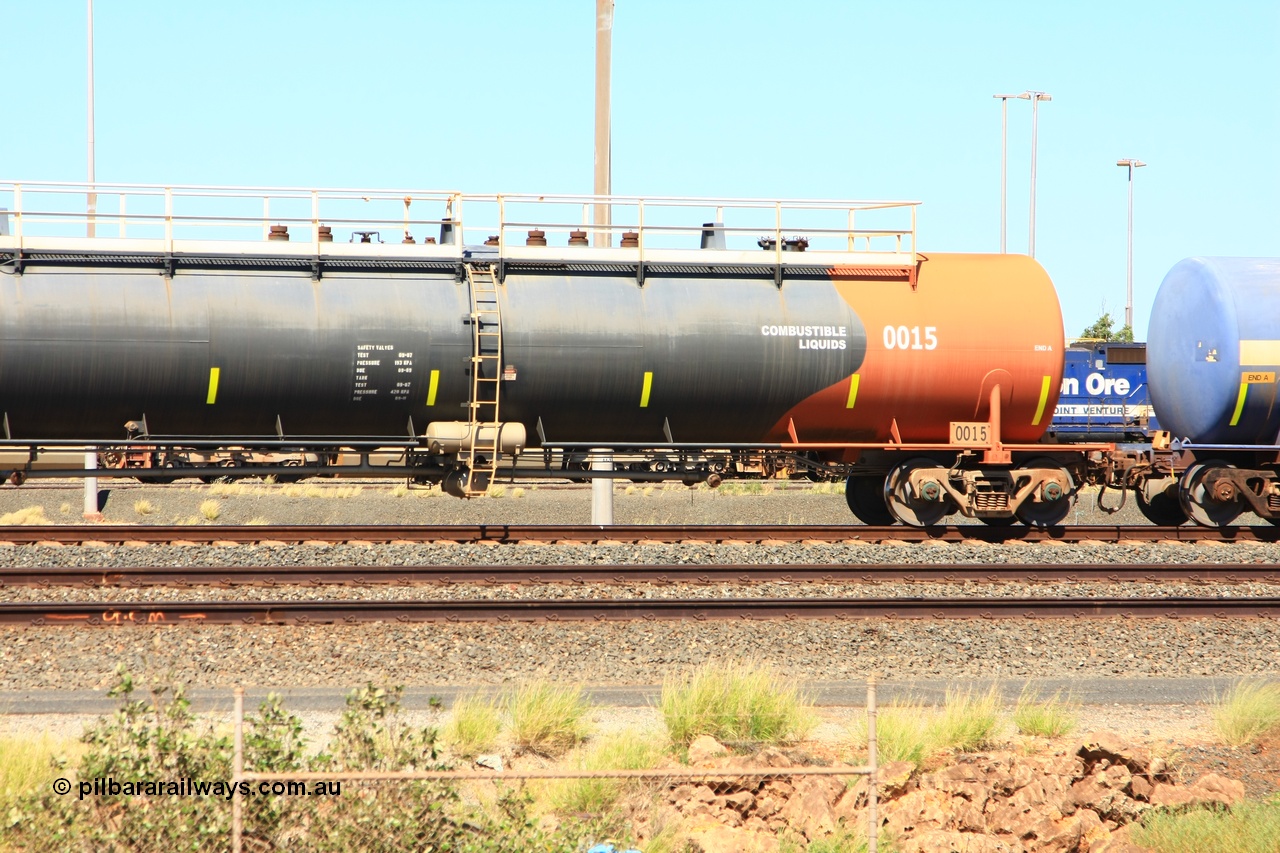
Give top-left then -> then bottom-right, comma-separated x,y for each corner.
0,671 -> 617,853
1212,680 -> 1280,747
661,660 -> 815,747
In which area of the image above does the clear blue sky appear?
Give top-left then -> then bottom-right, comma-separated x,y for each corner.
4,0 -> 1277,340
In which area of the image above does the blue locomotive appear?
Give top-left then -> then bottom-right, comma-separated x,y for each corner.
1045,341 -> 1159,444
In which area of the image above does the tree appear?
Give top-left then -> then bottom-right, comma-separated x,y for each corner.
1080,312 -> 1134,342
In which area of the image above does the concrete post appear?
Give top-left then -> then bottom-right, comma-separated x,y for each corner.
591,449 -> 613,525
83,448 -> 103,521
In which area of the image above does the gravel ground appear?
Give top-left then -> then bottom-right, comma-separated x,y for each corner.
0,480 -> 1276,697
1,478 -> 1262,527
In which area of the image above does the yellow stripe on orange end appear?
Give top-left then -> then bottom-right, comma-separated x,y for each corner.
206,367 -> 220,405
1031,375 -> 1051,426
845,374 -> 860,410
640,372 -> 653,408
1230,382 -> 1249,426
426,369 -> 440,406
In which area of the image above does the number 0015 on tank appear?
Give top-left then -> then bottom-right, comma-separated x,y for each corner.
950,422 -> 990,446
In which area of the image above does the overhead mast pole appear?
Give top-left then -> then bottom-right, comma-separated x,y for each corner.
593,0 -> 613,246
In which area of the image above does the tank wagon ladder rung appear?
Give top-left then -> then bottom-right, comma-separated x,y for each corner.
463,262 -> 503,496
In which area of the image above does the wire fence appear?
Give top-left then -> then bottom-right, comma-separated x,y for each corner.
229,681 -> 881,852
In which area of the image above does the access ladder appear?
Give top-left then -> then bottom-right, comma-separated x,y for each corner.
461,263 -> 503,496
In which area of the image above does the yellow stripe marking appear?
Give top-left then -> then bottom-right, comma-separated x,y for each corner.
426,369 -> 440,406
1031,374 -> 1051,426
1230,382 -> 1248,426
845,374 -> 860,409
206,367 -> 220,405
640,372 -> 653,408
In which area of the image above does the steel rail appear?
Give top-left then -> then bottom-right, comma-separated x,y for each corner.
3,563 -> 1278,589
0,524 -> 1278,546
6,597 -> 1279,626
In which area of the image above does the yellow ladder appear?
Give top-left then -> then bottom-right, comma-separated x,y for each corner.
462,263 -> 503,495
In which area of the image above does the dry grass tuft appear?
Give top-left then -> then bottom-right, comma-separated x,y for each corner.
133,499 -> 155,516
850,699 -> 934,766
0,506 -> 49,525
546,731 -> 662,816
505,680 -> 592,757
443,693 -> 503,759
661,659 -> 815,747
389,483 -> 410,498
1013,688 -> 1079,738
198,500 -> 221,521
1135,798 -> 1280,853
931,685 -> 1002,753
851,685 -> 1003,769
1212,680 -> 1280,747
0,734 -> 81,803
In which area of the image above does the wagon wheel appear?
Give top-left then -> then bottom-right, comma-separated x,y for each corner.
883,458 -> 954,527
1136,478 -> 1188,526
1014,457 -> 1076,527
844,475 -> 894,525
1178,462 -> 1243,527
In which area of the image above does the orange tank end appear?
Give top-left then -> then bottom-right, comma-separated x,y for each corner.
770,253 -> 1064,444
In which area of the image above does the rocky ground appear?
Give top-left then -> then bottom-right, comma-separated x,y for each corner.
646,730 -> 1273,852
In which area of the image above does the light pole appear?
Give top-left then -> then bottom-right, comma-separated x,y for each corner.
87,0 -> 96,238
593,0 -> 613,247
992,93 -> 1028,253
1117,158 -> 1147,331
1025,91 -> 1051,257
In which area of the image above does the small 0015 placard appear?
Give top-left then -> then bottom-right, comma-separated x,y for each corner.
950,422 -> 990,446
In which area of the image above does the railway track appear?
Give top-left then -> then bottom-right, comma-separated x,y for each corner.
8,596 -> 1280,626
3,563 -> 1279,588
1,523 -> 1279,545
